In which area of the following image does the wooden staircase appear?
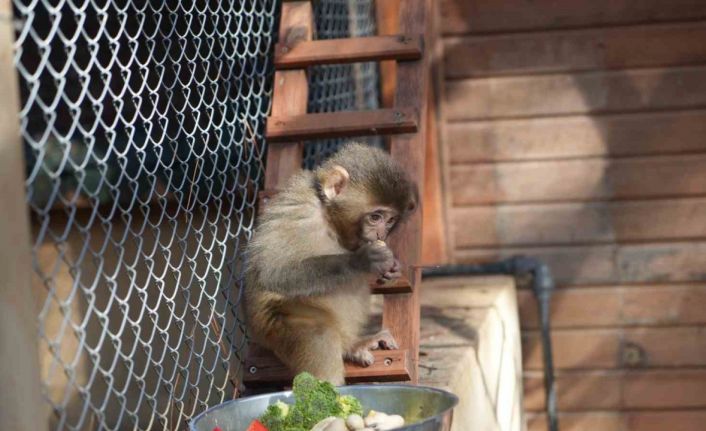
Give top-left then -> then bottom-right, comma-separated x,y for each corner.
244,0 -> 430,387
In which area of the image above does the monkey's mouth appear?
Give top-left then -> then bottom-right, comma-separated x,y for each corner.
358,239 -> 373,248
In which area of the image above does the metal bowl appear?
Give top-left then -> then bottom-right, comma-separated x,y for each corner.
189,384 -> 459,431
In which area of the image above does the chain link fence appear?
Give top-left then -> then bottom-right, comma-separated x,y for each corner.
14,0 -> 379,429
16,1 -> 277,429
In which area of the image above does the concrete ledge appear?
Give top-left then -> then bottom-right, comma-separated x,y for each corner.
418,276 -> 525,431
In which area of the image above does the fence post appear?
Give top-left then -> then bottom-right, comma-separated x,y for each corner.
0,5 -> 46,431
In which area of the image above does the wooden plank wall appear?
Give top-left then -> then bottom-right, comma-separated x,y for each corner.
438,1 -> 706,430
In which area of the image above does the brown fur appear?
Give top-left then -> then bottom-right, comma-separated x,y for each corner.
244,143 -> 418,384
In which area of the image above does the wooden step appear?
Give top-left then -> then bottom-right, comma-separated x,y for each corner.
275,34 -> 423,69
244,346 -> 412,387
371,277 -> 413,294
265,108 -> 418,142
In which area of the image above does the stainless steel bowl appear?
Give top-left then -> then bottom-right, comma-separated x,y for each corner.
189,384 -> 459,431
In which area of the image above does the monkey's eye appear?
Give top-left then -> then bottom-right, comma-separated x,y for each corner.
387,217 -> 397,226
369,213 -> 383,223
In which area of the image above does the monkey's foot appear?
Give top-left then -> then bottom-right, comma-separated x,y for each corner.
361,329 -> 400,351
344,347 -> 375,367
344,330 -> 399,367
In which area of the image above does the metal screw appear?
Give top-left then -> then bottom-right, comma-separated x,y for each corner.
249,366 -> 257,374
384,358 -> 393,366
621,342 -> 646,367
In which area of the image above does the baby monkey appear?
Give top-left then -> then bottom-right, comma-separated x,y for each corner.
244,143 -> 418,384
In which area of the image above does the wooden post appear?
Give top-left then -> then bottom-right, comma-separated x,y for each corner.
375,0 -> 400,109
379,0 -> 447,266
0,4 -> 46,431
421,0 -> 449,265
421,83 -> 448,265
265,1 -> 313,188
429,0 -> 455,263
384,0 -> 431,384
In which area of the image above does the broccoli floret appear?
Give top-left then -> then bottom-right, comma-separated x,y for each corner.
338,395 -> 363,417
259,373 -> 365,431
259,400 -> 291,430
285,373 -> 343,429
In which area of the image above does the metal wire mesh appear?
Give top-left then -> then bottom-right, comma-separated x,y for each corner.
303,0 -> 381,168
15,0 -> 278,429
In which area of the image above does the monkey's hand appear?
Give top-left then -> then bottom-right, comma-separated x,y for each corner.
351,240 -> 397,279
377,258 -> 402,283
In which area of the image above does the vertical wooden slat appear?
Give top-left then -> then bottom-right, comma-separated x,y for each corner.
383,0 -> 431,384
431,0 -> 456,263
265,1 -> 313,188
375,0 -> 400,108
0,3 -> 46,430
421,71 -> 448,264
421,0 -> 449,265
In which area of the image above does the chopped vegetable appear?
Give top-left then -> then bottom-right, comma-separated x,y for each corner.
257,373 -> 366,431
345,414 -> 364,430
245,420 -> 268,431
310,417 -> 343,431
337,395 -> 362,417
286,373 -> 343,429
363,411 -> 405,430
259,400 -> 290,430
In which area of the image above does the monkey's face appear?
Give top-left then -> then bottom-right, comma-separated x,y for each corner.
315,143 -> 419,251
326,188 -> 407,251
359,207 -> 399,244
322,189 -> 389,250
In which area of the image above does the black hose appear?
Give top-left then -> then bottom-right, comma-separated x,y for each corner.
422,256 -> 559,431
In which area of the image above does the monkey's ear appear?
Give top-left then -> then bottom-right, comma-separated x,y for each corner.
406,183 -> 420,214
321,165 -> 350,200
407,200 -> 417,213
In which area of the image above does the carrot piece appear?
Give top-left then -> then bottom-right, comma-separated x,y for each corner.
246,419 -> 268,431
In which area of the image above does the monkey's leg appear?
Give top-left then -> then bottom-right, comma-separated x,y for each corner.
271,324 -> 346,385
344,329 -> 399,367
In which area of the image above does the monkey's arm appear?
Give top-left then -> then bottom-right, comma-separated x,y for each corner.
265,253 -> 368,296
